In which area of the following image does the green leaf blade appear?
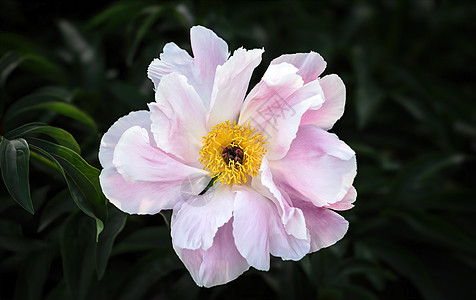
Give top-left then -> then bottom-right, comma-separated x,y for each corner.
6,123 -> 81,154
28,138 -> 107,238
0,137 -> 34,214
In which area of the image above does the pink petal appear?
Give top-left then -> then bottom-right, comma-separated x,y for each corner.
149,72 -> 208,164
325,186 -> 357,211
268,216 -> 310,261
233,186 -> 310,269
252,158 -> 308,240
190,26 -> 229,104
174,220 -> 250,288
271,52 -> 327,84
147,42 -> 194,90
232,187 -> 271,270
171,185 -> 234,251
99,110 -> 152,169
239,63 -> 324,160
147,26 -> 229,109
207,47 -> 263,128
270,125 -> 356,207
190,25 -> 229,82
301,74 -> 346,130
293,199 -> 349,252
99,167 -> 205,214
112,126 -> 208,183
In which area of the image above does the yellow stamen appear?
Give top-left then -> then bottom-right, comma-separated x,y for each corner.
199,121 -> 267,185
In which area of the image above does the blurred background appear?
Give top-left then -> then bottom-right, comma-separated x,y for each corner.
1,0 -> 475,299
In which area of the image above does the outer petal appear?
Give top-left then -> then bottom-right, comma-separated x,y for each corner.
147,42 -> 194,90
239,63 -> 324,160
293,199 -> 349,252
270,125 -> 356,207
174,220 -> 250,288
99,112 -> 208,214
112,126 -> 208,183
207,47 -> 264,128
171,185 -> 234,250
233,186 -> 310,270
301,74 -> 346,130
270,52 -> 327,84
148,26 -> 229,109
99,110 -> 152,169
190,25 -> 229,104
232,187 -> 271,271
268,214 -> 311,261
149,72 -> 208,163
100,167 -> 205,214
325,186 -> 357,211
252,157 -> 308,241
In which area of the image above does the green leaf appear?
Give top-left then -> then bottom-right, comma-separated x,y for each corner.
126,5 -> 163,65
116,249 -> 182,300
0,51 -> 65,87
362,239 -> 444,300
57,20 -> 105,91
28,138 -> 107,239
107,80 -> 149,110
45,280 -> 69,300
385,209 -> 476,257
5,95 -> 97,131
96,205 -> 127,279
29,149 -> 63,174
351,46 -> 385,129
14,249 -> 55,300
168,274 -> 200,300
5,123 -> 81,153
38,189 -> 77,232
86,1 -> 150,32
0,219 -> 49,252
112,226 -> 171,255
0,51 -> 24,87
61,213 -> 97,300
338,284 -> 380,300
390,153 -> 465,204
0,137 -> 33,214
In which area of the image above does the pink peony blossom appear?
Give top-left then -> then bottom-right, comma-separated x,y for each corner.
99,26 -> 357,287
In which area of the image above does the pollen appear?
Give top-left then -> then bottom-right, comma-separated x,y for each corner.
199,121 -> 267,185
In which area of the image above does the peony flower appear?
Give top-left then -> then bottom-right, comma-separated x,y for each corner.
99,26 -> 357,287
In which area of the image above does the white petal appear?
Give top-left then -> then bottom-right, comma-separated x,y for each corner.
239,63 -> 324,160
149,72 -> 208,164
270,52 -> 327,84
171,185 -> 234,250
147,42 -> 194,90
301,74 -> 346,130
325,186 -> 357,211
270,125 -> 356,206
294,199 -> 349,252
112,126 -> 208,182
174,221 -> 249,288
99,110 -> 152,169
207,47 -> 263,128
252,158 -> 308,240
100,167 -> 206,214
190,25 -> 229,105
190,25 -> 229,78
233,186 -> 310,268
232,187 -> 271,270
147,26 -> 229,109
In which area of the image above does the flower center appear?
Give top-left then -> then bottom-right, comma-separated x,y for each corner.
199,121 -> 267,185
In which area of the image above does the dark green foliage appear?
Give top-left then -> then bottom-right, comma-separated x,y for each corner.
0,0 -> 475,299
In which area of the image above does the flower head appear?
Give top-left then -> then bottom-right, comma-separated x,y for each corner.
99,26 -> 357,287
